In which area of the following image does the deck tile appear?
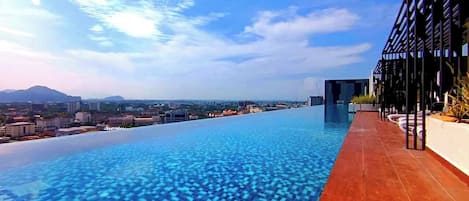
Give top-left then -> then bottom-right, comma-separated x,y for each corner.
320,112 -> 469,201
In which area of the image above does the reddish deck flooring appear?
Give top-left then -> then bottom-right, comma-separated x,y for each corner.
320,112 -> 469,201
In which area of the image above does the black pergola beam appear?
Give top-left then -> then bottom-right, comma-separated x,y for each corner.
373,0 -> 468,150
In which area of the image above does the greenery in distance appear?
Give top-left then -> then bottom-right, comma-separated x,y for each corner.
351,95 -> 377,104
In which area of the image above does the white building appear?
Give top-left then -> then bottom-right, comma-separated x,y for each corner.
67,102 -> 81,113
0,126 -> 6,136
247,105 -> 263,113
36,117 -> 72,131
75,112 -> 92,124
5,122 -> 36,138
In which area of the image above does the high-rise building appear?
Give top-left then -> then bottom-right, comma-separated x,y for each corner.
324,79 -> 369,105
67,102 -> 81,113
88,102 -> 101,111
307,96 -> 324,106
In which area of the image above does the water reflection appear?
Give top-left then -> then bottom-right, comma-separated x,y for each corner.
324,104 -> 354,127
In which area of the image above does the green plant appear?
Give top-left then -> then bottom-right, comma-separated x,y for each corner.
350,95 -> 376,104
447,72 -> 469,120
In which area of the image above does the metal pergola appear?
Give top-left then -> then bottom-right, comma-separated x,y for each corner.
374,0 -> 468,150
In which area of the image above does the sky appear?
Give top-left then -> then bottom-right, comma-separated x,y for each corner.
0,0 -> 400,100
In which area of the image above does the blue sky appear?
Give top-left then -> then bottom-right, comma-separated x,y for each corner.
0,0 -> 399,100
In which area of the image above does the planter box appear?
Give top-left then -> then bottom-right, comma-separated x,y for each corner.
426,117 -> 469,176
348,103 -> 378,113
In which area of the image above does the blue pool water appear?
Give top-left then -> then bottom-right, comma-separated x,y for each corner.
0,106 -> 352,201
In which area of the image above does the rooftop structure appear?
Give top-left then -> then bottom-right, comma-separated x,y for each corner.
324,79 -> 369,105
308,96 -> 324,106
373,0 -> 468,149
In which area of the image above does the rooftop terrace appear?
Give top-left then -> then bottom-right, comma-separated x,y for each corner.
321,112 -> 469,201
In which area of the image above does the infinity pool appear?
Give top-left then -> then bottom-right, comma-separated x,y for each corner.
0,106 -> 352,201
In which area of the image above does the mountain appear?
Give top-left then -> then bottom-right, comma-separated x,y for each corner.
103,96 -> 125,101
1,89 -> 16,93
0,86 -> 81,103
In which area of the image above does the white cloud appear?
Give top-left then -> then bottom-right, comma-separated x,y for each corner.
175,0 -> 195,11
88,35 -> 113,47
244,7 -> 359,40
1,2 -> 372,99
0,3 -> 61,41
0,8 -> 60,21
104,11 -> 158,38
0,40 -> 56,60
72,0 -> 165,39
89,25 -> 113,46
32,0 -> 41,6
0,26 -> 35,38
59,5 -> 370,99
190,12 -> 227,26
71,0 -> 223,40
66,50 -> 136,72
89,24 -> 104,33
98,40 -> 113,47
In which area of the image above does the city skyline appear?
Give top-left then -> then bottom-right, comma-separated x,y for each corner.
0,0 -> 398,100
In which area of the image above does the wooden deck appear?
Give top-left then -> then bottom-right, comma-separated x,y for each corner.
320,112 -> 469,201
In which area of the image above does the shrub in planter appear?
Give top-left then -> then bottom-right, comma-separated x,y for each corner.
350,95 -> 376,104
446,72 -> 469,121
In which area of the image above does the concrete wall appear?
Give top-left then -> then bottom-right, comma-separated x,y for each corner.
426,117 -> 469,176
348,104 -> 379,113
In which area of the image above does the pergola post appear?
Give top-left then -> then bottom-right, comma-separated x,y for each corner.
372,0 -> 468,150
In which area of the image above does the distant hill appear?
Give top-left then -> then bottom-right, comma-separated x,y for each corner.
0,89 -> 16,93
0,86 -> 81,103
103,96 -> 125,101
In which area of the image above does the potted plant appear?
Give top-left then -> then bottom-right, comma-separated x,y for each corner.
432,62 -> 469,123
426,67 -> 469,176
348,95 -> 378,112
